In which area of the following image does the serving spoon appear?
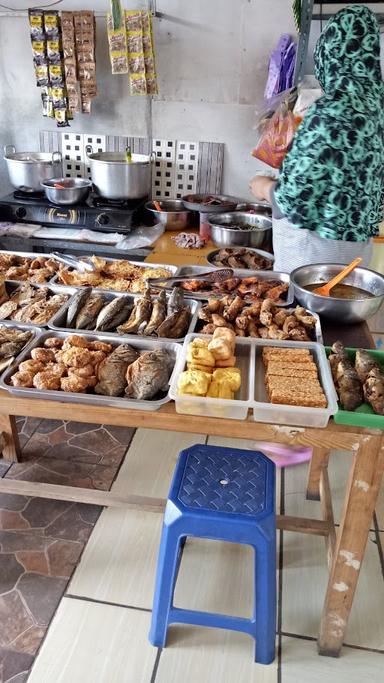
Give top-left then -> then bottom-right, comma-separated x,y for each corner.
312,257 -> 362,297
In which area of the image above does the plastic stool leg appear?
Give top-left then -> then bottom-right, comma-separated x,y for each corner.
149,526 -> 181,648
254,543 -> 276,664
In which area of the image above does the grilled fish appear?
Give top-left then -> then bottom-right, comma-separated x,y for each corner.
95,343 -> 139,396
156,307 -> 191,339
95,296 -> 133,331
66,287 -> 92,327
167,286 -> 184,315
117,290 -> 152,335
142,291 -> 167,336
75,294 -> 105,329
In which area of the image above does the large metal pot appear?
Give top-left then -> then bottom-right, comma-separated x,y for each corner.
208,212 -> 272,249
291,263 -> 384,323
86,146 -> 152,200
4,146 -> 62,192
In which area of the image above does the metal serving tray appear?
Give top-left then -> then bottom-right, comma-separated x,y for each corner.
0,281 -> 77,330
48,290 -> 201,344
253,339 -> 338,428
0,330 -> 181,411
0,249 -> 61,284
171,265 -> 294,306
50,258 -> 179,292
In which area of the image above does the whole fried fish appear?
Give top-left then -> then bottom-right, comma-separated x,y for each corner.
116,289 -> 152,335
95,296 -> 133,331
75,294 -> 105,329
156,307 -> 191,339
142,291 -> 167,336
66,287 -> 92,328
167,287 -> 184,315
125,349 -> 173,400
95,344 -> 139,396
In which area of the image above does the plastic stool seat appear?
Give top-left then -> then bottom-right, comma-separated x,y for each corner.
149,444 -> 276,664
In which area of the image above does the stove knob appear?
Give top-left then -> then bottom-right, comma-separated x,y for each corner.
96,213 -> 109,225
15,207 -> 27,219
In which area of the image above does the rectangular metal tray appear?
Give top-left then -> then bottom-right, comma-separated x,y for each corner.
50,258 -> 179,292
325,346 -> 384,429
0,281 -> 77,330
169,333 -> 254,420
170,265 -> 293,306
48,290 -> 201,344
0,249 -> 61,285
0,330 -> 182,412
253,339 -> 338,428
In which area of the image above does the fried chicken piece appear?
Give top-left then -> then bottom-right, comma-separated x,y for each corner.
288,326 -> 310,342
355,349 -> 380,383
201,323 -> 216,334
10,370 -> 35,387
6,265 -> 29,279
283,315 -> 299,334
18,359 -> 44,374
44,337 -> 63,349
294,307 -> 316,329
198,306 -> 213,323
267,324 -> 288,340
265,282 -> 289,302
31,348 -> 56,363
235,326 -> 246,337
223,296 -> 244,322
258,327 -> 269,339
364,367 -> 384,415
180,280 -> 206,292
33,371 -> 61,391
235,314 -> 249,331
247,320 -> 260,337
62,335 -> 90,350
57,347 -> 93,368
242,302 -> 262,318
211,313 -> 229,327
336,359 -> 363,411
274,309 -> 288,327
206,299 -> 222,313
259,299 -> 274,326
216,277 -> 241,292
28,269 -> 53,284
60,375 -> 90,393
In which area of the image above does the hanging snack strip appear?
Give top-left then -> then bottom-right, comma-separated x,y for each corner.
28,9 -> 70,127
107,13 -> 128,74
125,10 -> 158,96
61,12 -> 80,114
74,11 -> 97,114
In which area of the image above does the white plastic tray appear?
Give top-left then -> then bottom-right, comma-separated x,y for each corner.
252,339 -> 338,428
169,333 -> 254,420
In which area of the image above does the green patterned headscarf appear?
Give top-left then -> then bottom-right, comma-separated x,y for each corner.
274,5 -> 384,241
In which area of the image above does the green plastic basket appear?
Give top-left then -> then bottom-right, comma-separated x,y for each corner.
325,347 -> 384,429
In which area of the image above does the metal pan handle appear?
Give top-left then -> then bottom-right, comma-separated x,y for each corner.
4,145 -> 16,157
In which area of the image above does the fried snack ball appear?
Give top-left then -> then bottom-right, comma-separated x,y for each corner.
57,347 -> 93,368
18,359 -> 44,374
68,364 -> 94,378
90,350 -> 107,365
47,362 -> 66,377
62,335 -> 90,350
31,347 -> 56,363
44,337 -> 63,349
10,370 -> 35,387
60,375 -> 90,393
87,341 -> 113,353
33,371 -> 61,391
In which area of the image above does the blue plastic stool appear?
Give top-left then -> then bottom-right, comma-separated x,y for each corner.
149,444 -> 276,664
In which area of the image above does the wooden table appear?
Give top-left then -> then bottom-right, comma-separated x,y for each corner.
0,244 -> 382,658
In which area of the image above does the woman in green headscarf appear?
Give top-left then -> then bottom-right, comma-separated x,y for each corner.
250,4 -> 384,273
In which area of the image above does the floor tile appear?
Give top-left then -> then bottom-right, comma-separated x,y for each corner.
282,494 -> 384,650
0,646 -> 33,683
6,456 -> 117,491
156,626 -> 278,683
281,635 -> 384,683
28,598 -> 157,683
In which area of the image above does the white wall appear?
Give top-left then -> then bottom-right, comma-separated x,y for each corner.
0,0 -> 296,197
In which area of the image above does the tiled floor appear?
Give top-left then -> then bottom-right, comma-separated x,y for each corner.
21,430 -> 383,683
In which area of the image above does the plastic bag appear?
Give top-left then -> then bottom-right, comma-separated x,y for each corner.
252,102 -> 300,169
116,222 -> 164,250
254,86 -> 297,135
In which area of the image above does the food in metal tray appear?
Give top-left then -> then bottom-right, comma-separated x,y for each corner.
63,286 -> 192,339
329,341 -> 384,415
0,326 -> 33,371
0,253 -> 59,283
9,334 -> 174,401
177,330 -> 242,400
0,282 -> 69,325
262,347 -> 327,408
180,275 -> 288,303
210,248 -> 272,270
57,255 -> 172,293
197,296 -> 317,340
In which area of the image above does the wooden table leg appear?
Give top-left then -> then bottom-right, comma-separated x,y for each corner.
306,447 -> 330,500
318,434 -> 384,657
0,414 -> 21,462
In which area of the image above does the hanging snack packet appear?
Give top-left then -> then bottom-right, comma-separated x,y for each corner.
130,74 -> 147,95
49,62 -> 65,86
126,10 -> 147,95
29,9 -> 44,39
34,62 -> 49,87
31,40 -> 46,64
107,13 -> 128,74
47,39 -> 61,62
44,11 -> 60,38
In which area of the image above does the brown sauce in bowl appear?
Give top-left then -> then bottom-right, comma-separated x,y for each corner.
305,283 -> 374,300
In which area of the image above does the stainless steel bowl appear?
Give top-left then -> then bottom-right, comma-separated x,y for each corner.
41,178 -> 92,206
235,201 -> 272,216
145,200 -> 194,231
291,263 -> 384,323
208,212 -> 272,249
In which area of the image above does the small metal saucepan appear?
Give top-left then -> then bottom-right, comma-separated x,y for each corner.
41,178 -> 92,206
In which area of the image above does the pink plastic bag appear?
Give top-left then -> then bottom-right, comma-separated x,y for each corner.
252,102 -> 300,169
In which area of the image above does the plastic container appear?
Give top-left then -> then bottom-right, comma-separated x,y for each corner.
0,330 -> 181,412
48,291 -> 201,343
325,346 -> 384,429
252,339 -> 338,428
169,333 -> 254,420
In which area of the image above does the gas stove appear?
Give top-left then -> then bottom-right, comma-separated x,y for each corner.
0,190 -> 148,233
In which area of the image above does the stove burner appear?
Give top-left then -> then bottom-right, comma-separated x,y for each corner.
88,194 -> 145,210
13,189 -> 45,201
